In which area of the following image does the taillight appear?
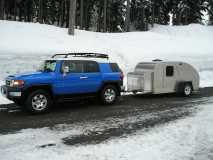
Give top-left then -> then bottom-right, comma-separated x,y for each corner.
120,70 -> 124,80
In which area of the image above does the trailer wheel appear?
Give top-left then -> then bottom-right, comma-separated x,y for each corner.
183,83 -> 192,97
132,91 -> 138,95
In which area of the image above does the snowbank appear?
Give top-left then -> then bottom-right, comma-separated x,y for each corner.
1,98 -> 213,160
0,20 -> 213,104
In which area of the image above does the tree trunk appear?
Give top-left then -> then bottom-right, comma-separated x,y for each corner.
178,12 -> 182,25
14,0 -> 17,21
103,0 -> 107,32
151,3 -> 155,27
142,6 -> 145,30
97,4 -> 102,32
185,10 -> 188,25
80,0 -> 83,29
66,0 -> 69,28
125,0 -> 130,32
68,0 -> 76,35
39,0 -> 43,23
0,0 -> 4,20
85,1 -> 89,30
157,6 -> 160,24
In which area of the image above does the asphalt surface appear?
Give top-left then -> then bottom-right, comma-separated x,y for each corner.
0,87 -> 213,146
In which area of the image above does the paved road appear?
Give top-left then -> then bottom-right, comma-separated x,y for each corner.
0,87 -> 213,146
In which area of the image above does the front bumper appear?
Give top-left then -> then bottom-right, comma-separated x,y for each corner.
1,85 -> 22,100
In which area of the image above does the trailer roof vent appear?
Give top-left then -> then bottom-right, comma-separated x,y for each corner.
152,59 -> 163,62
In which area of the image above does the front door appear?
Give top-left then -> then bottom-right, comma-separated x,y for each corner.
56,60 -> 85,94
55,60 -> 102,95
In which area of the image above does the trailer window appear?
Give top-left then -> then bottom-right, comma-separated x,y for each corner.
166,66 -> 174,77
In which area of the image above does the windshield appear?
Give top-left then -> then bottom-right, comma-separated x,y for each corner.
38,60 -> 57,72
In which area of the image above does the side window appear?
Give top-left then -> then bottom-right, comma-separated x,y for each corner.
110,63 -> 120,72
62,61 -> 83,73
166,66 -> 174,77
84,61 -> 100,73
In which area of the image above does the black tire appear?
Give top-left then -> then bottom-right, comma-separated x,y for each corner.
133,91 -> 138,95
24,90 -> 52,114
182,83 -> 193,97
100,85 -> 118,105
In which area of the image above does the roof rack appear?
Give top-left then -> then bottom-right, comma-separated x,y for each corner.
51,53 -> 109,59
152,59 -> 163,62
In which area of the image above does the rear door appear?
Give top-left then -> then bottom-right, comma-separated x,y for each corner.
81,61 -> 102,93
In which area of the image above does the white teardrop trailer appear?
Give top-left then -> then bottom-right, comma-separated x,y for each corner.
127,60 -> 200,96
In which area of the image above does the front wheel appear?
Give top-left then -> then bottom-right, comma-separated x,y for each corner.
25,90 -> 52,114
100,85 -> 118,105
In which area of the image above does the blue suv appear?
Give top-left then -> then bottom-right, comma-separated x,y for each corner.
1,53 -> 124,113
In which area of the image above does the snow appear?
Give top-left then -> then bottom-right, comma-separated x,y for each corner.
0,98 -> 213,160
1,20 -> 213,159
0,20 -> 213,104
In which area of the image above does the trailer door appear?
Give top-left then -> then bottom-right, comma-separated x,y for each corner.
163,65 -> 176,92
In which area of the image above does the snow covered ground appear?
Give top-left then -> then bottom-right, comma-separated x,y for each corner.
0,98 -> 213,160
0,20 -> 213,104
1,20 -> 213,160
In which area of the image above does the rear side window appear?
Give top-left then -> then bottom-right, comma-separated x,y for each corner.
110,63 -> 121,72
166,66 -> 174,77
84,61 -> 100,73
62,61 -> 84,73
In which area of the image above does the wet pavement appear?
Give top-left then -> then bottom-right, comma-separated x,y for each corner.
0,87 -> 213,145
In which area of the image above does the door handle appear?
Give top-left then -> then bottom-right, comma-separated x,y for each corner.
80,76 -> 88,79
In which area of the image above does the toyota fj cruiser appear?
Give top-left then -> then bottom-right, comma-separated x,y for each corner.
1,53 -> 124,114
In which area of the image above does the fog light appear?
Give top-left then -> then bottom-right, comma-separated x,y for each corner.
9,92 -> 21,97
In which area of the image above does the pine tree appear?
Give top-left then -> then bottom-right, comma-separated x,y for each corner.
173,0 -> 207,25
109,0 -> 125,32
131,0 -> 152,30
155,0 -> 171,25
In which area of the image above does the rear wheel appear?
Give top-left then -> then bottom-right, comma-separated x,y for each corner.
101,85 -> 118,105
183,83 -> 192,96
25,90 -> 52,114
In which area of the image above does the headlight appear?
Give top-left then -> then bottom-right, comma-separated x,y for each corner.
10,80 -> 24,87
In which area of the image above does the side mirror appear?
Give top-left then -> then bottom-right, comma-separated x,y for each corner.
63,66 -> 69,74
